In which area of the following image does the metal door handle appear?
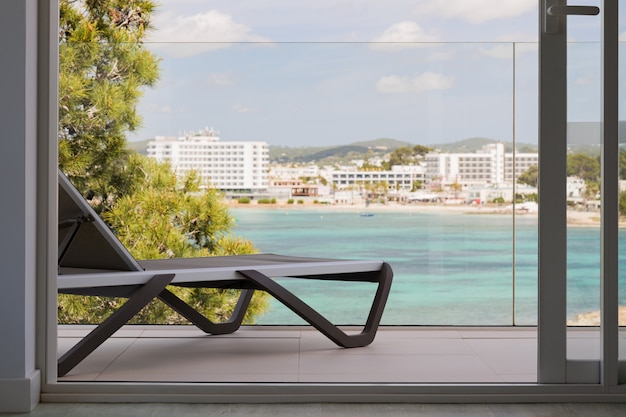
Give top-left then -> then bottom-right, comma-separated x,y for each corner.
547,5 -> 600,16
544,2 -> 600,34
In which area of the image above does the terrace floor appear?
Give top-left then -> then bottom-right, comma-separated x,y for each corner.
57,325 -> 617,383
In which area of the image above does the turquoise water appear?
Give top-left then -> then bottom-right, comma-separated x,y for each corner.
230,208 -> 617,326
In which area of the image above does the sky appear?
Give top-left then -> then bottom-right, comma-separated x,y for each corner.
126,0 -> 622,147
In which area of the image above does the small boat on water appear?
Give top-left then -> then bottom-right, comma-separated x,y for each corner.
360,212 -> 374,217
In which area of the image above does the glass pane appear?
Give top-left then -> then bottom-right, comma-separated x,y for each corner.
618,20 -> 626,360
514,43 -> 539,326
58,0 -> 540,383
566,8 -> 602,361
164,42 -> 517,326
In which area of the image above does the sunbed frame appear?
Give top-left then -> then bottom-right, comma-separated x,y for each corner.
57,171 -> 393,377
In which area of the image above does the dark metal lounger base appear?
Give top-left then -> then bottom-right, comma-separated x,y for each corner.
57,263 -> 393,377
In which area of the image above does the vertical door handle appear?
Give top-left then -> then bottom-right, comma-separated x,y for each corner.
544,1 -> 600,34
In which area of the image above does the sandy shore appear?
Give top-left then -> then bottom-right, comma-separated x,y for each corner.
569,307 -> 626,326
225,199 -> 609,227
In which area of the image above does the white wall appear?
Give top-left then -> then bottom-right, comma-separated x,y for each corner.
0,0 -> 42,412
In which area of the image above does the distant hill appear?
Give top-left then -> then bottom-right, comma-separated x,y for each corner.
127,136 -> 540,164
350,138 -> 414,149
269,138 -> 414,164
269,137 -> 538,164
432,137 -> 503,153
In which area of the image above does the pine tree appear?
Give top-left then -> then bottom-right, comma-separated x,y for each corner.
58,0 -> 160,199
56,1 -> 270,325
58,154 -> 269,325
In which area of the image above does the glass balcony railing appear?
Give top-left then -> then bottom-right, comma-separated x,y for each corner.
60,40 -> 619,327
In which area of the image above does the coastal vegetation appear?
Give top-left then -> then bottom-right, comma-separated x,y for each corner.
380,145 -> 433,170
57,0 -> 268,325
515,151 -> 626,216
58,0 -> 160,202
517,165 -> 538,188
257,198 -> 277,204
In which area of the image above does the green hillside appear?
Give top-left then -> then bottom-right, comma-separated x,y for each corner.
127,136 -> 540,165
269,137 -> 538,164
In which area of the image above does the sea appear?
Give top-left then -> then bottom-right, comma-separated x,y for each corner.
230,207 -> 623,326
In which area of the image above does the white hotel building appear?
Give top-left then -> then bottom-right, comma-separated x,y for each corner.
146,128 -> 269,192
424,143 -> 538,187
330,165 -> 425,191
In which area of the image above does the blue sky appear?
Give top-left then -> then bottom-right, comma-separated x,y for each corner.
127,0 -> 619,147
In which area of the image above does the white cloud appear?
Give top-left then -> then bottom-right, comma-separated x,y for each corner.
376,72 -> 454,94
147,10 -> 272,57
479,45 -> 514,60
232,103 -> 257,113
370,21 -> 441,51
208,72 -> 235,87
620,32 -> 626,42
413,0 -> 536,25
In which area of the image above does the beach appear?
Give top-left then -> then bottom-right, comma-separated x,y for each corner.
225,199 -> 605,227
569,306 -> 626,326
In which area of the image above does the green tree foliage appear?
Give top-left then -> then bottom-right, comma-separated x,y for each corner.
619,150 -> 626,180
412,144 -> 433,156
518,155 -> 602,198
517,165 -> 538,187
567,153 -> 600,198
58,0 -> 160,199
359,159 -> 382,171
103,156 -> 238,258
58,155 -> 268,325
620,191 -> 626,216
385,146 -> 414,168
567,153 -> 600,183
56,1 -> 269,325
382,145 -> 433,170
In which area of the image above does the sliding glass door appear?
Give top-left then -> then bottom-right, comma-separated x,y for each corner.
538,0 -> 619,384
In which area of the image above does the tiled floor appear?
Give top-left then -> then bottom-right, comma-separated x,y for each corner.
11,402 -> 626,417
58,325 -> 605,383
58,325 -> 626,383
33,327 -> 626,417
9,402 -> 626,417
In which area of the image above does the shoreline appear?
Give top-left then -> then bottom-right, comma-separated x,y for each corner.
225,200 -> 608,227
569,306 -> 626,326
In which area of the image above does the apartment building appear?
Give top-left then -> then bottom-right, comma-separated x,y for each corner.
330,165 -> 425,191
425,143 -> 539,186
146,128 -> 269,192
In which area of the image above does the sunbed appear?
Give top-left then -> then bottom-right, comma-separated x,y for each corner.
57,171 -> 393,376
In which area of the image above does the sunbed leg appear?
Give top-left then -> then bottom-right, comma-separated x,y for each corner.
362,262 -> 393,336
238,262 -> 393,348
158,288 -> 254,335
58,273 -> 175,377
